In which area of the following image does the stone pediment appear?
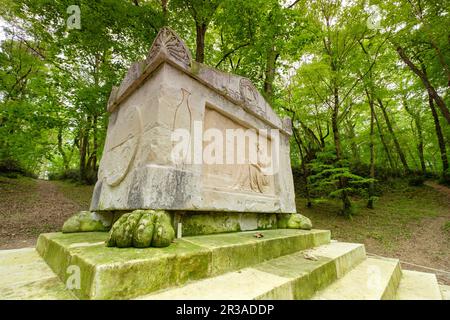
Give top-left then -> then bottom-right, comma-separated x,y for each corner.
107,27 -> 292,135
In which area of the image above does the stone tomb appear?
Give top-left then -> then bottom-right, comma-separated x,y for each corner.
89,27 -> 298,236
6,27 -> 440,302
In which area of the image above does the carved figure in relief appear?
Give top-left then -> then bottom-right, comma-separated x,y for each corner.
233,140 -> 271,194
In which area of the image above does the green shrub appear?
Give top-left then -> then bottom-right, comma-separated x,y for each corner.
408,176 -> 426,186
48,169 -> 80,182
442,221 -> 450,232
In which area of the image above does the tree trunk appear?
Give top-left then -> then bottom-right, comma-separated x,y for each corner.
332,87 -> 351,215
292,123 -> 312,208
195,22 -> 207,63
161,0 -> 168,24
79,129 -> 89,183
366,92 -> 375,209
374,109 -> 395,170
428,93 -> 449,176
263,46 -> 278,101
377,98 -> 410,173
86,115 -> 99,183
57,127 -> 69,171
403,98 -> 426,175
417,123 -> 426,175
345,120 -> 360,163
396,46 -> 450,124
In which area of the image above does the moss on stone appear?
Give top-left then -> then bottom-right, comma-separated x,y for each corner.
62,211 -> 110,233
257,214 -> 277,229
277,213 -> 313,230
106,212 -> 131,247
36,229 -> 331,299
181,212 -> 280,236
106,210 -> 175,249
276,213 -> 290,229
133,211 -> 156,248
152,210 -> 175,247
182,213 -> 241,236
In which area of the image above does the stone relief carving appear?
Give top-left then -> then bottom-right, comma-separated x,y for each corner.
172,88 -> 192,165
239,78 -> 265,116
101,106 -> 142,187
232,140 -> 271,194
146,27 -> 192,68
117,61 -> 145,98
202,107 -> 274,195
282,117 -> 292,132
91,27 -> 296,214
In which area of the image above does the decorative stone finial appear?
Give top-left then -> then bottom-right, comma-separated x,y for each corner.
146,27 -> 192,69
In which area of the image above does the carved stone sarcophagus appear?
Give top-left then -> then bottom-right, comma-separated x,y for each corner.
90,27 -> 296,219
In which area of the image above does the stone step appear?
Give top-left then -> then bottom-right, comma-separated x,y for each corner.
439,285 -> 450,300
0,248 -> 76,300
395,270 -> 442,300
312,257 -> 402,300
136,242 -> 366,300
36,229 -> 330,299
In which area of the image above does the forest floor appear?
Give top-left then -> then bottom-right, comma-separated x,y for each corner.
0,176 -> 92,249
0,175 -> 449,285
298,180 -> 450,285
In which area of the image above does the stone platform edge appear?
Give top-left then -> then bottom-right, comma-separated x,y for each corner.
36,229 -> 330,299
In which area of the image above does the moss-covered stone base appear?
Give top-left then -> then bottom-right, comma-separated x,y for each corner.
177,212 -> 278,236
139,242 -> 366,300
36,229 -> 330,299
86,211 -> 313,238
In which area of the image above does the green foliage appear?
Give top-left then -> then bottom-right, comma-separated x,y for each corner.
443,221 -> 450,233
0,0 -> 449,196
408,176 -> 426,186
47,169 -> 79,182
307,151 -> 375,204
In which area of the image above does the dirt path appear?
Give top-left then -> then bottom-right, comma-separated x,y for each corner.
425,181 -> 450,201
389,181 -> 450,285
0,179 -> 82,249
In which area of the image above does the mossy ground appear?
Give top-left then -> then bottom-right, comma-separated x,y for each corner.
52,180 -> 93,209
297,180 -> 450,284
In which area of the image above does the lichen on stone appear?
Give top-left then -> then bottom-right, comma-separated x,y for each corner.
106,209 -> 175,248
277,213 -> 313,230
287,213 -> 313,230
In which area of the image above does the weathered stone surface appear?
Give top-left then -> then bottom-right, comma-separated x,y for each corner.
91,27 -> 296,215
140,242 -> 365,300
395,270 -> 442,300
287,214 -> 313,230
179,212 -> 277,236
133,211 -> 156,247
36,229 -> 331,299
312,257 -> 402,300
0,248 -> 76,300
151,210 -> 175,247
106,209 -> 175,248
62,211 -> 111,233
278,213 -> 313,230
